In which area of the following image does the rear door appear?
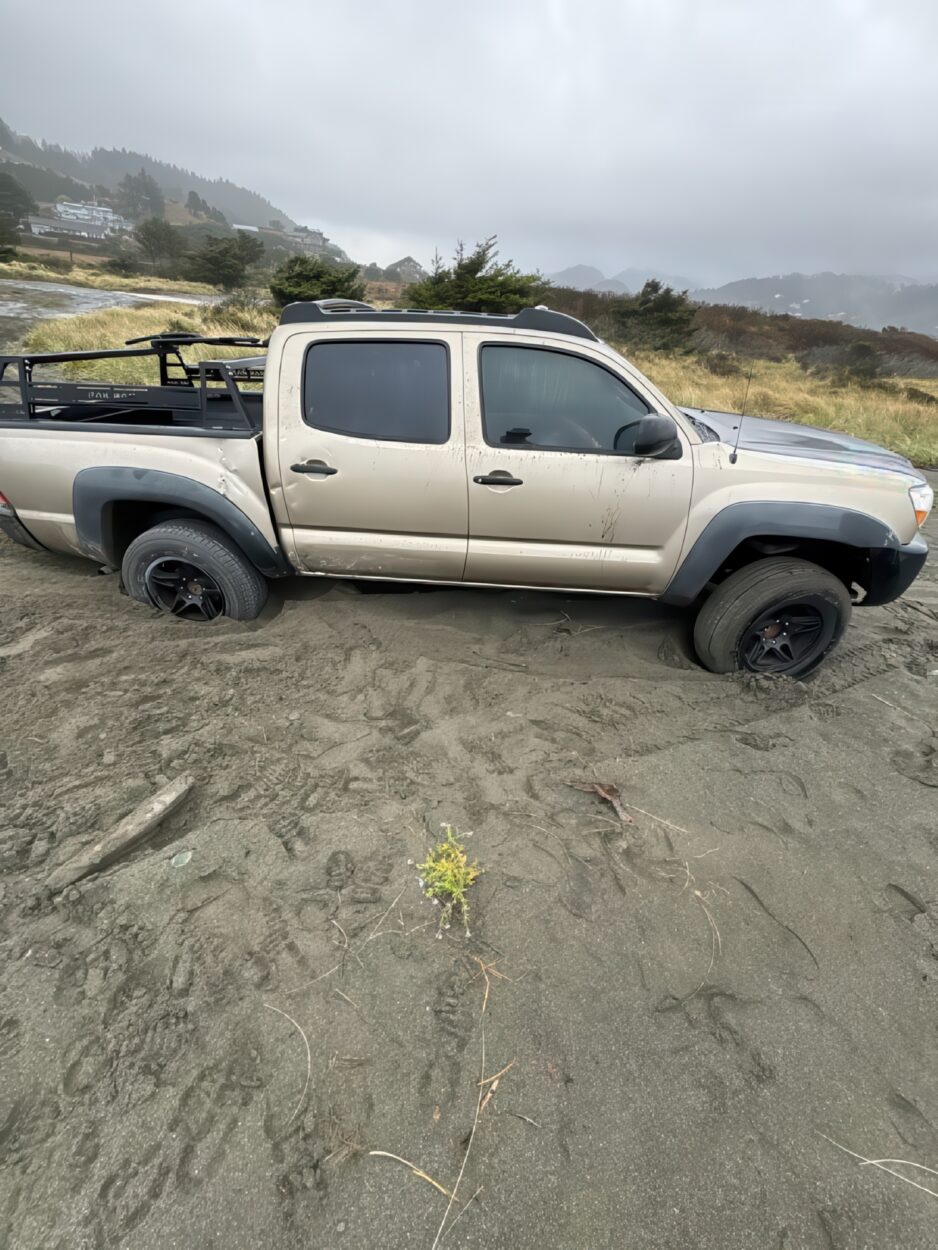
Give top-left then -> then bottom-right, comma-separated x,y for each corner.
274,329 -> 467,579
463,335 -> 694,592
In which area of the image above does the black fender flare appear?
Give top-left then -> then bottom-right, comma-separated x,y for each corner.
661,501 -> 900,606
72,466 -> 292,577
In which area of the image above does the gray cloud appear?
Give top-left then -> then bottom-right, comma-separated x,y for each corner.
4,0 -> 937,283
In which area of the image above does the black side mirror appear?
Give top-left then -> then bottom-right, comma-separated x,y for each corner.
613,414 -> 681,458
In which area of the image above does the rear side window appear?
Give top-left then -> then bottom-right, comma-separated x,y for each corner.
303,341 -> 449,443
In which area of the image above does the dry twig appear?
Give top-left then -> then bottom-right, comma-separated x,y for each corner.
431,1021 -> 485,1250
505,1110 -> 540,1128
680,890 -> 723,1002
368,1151 -> 456,1200
439,1186 -> 483,1244
819,1132 -> 938,1199
470,955 -> 512,1016
363,885 -> 408,943
263,1003 -> 311,1129
479,1059 -> 515,1086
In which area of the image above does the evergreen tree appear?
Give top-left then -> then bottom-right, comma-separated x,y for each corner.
404,237 -> 547,313
0,171 -> 35,261
609,280 -> 695,350
116,168 -> 165,220
0,170 -> 36,222
269,255 -> 366,307
133,217 -> 185,269
186,232 -> 264,289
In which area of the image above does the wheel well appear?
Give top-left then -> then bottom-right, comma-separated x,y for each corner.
713,536 -> 871,597
107,501 -> 220,565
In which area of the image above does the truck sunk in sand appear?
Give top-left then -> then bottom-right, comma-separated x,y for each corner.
0,300 -> 931,677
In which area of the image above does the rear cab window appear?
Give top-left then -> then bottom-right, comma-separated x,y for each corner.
303,340 -> 450,443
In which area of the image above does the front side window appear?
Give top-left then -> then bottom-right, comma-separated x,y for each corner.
304,341 -> 449,443
480,344 -> 651,452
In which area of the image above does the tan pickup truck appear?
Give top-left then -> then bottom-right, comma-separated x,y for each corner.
0,300 -> 931,677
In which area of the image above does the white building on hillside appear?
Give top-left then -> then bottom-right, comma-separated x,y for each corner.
53,202 -> 133,234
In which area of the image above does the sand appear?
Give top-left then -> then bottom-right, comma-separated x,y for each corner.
1,493 -> 937,1249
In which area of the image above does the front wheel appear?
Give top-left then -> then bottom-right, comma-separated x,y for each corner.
121,519 -> 268,622
693,557 -> 852,677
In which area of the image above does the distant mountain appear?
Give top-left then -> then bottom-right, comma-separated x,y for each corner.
693,272 -> 938,337
611,267 -> 697,293
0,116 -> 295,231
548,264 -> 698,294
548,264 -> 608,290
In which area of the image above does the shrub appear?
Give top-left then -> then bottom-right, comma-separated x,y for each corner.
0,219 -> 19,262
845,341 -> 879,382
609,280 -> 696,351
904,386 -> 937,406
269,255 -> 366,307
700,350 -> 741,376
203,292 -> 277,336
133,218 -> 185,270
104,254 -> 143,276
186,232 -> 264,290
404,236 -> 547,313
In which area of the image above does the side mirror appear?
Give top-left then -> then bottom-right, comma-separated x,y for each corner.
613,413 -> 681,458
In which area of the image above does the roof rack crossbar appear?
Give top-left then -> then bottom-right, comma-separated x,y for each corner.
277,302 -> 597,341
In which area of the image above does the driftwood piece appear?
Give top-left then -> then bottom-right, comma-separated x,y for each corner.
566,779 -> 634,826
45,773 -> 195,893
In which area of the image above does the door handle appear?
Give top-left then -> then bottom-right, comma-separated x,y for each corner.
473,474 -> 523,486
291,462 -> 338,476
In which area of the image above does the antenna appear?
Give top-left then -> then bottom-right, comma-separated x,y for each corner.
729,361 -> 754,464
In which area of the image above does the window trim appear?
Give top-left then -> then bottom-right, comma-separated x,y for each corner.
478,341 -> 673,458
301,337 -> 452,445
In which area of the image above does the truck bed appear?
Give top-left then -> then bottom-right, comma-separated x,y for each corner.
0,334 -> 267,435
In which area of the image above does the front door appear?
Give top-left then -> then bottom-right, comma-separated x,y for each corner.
463,336 -> 694,592
274,330 -> 467,579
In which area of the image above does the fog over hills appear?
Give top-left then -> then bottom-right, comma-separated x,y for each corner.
548,265 -> 698,296
549,264 -> 938,337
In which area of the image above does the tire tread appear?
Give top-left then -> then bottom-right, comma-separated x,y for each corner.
121,519 -> 268,621
693,556 -> 851,675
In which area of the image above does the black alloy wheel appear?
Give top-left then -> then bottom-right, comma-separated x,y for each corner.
692,556 -> 852,677
144,556 -> 226,621
739,595 -> 835,674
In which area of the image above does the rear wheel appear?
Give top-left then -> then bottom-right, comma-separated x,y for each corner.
121,519 -> 268,622
693,557 -> 851,677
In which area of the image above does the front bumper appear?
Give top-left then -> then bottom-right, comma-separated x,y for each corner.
862,533 -> 928,606
0,500 -> 45,552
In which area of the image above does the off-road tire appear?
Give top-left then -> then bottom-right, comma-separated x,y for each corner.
121,519 -> 268,621
693,556 -> 851,677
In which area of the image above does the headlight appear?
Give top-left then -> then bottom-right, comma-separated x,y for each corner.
910,481 -> 934,528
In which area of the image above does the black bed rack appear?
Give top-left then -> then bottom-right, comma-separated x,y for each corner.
0,333 -> 268,429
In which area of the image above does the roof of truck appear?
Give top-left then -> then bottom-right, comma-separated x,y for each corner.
277,300 -> 598,342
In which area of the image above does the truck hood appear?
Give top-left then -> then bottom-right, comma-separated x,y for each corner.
680,407 -> 920,478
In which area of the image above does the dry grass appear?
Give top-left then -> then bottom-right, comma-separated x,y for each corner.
22,301 -> 278,384
628,348 -> 938,466
0,258 -> 216,298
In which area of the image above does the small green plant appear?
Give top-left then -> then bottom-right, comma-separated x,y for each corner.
417,826 -> 481,934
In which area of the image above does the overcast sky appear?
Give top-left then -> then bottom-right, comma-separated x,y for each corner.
4,0 -> 937,284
